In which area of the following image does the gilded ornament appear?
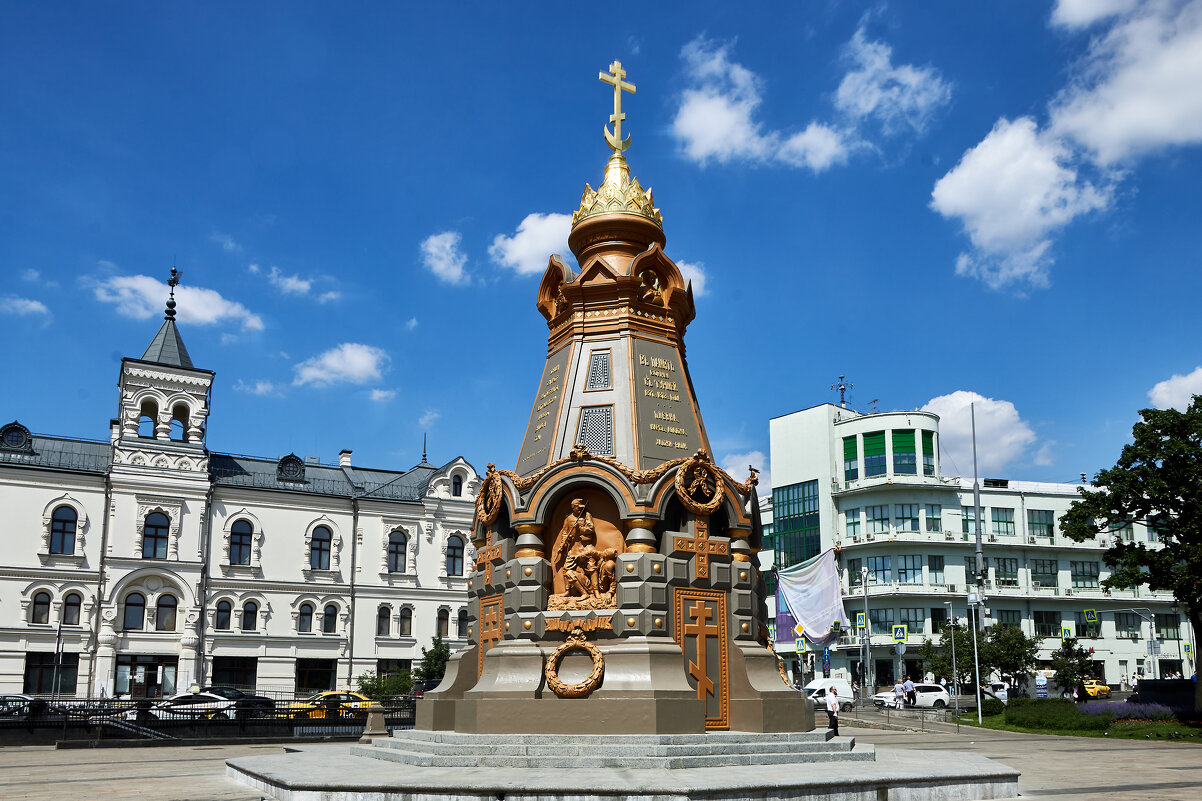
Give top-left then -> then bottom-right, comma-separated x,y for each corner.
544,626 -> 605,699
625,564 -> 635,573
524,567 -> 532,577
674,449 -> 723,515
548,498 -> 620,611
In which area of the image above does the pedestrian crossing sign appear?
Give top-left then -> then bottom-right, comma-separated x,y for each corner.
1083,609 -> 1098,624
856,612 -> 866,629
892,624 -> 907,643
1062,627 -> 1073,641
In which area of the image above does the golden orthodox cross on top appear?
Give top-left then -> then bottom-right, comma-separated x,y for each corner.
600,60 -> 636,153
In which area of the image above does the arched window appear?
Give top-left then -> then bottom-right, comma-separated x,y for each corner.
437,608 -> 450,638
230,520 -> 253,566
32,591 -> 51,624
387,530 -> 406,573
399,607 -> 412,637
457,609 -> 469,638
143,512 -> 170,559
452,475 -> 463,497
155,594 -> 177,631
242,601 -> 258,632
123,592 -> 145,630
169,404 -> 189,442
50,506 -> 77,555
137,399 -> 157,438
322,604 -> 338,634
215,600 -> 232,630
63,593 -> 82,625
310,526 -> 331,571
297,603 -> 314,633
377,606 -> 390,636
446,535 -> 464,577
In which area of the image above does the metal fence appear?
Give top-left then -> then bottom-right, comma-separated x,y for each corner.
0,696 -> 416,746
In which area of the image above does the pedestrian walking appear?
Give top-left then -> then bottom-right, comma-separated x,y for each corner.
825,687 -> 840,736
903,675 -> 916,707
893,679 -> 905,710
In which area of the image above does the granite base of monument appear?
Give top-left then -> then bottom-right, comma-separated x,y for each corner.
226,729 -> 1020,801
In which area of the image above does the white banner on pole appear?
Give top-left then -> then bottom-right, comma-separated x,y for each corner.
776,549 -> 851,646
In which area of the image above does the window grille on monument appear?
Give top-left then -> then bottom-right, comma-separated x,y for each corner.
585,351 -> 611,390
576,406 -> 614,455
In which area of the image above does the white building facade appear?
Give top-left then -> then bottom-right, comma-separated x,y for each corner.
767,402 -> 1195,689
0,305 -> 479,698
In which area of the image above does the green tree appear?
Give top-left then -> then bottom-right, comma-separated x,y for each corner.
414,636 -> 451,687
918,620 -> 980,691
1060,395 -> 1202,710
1048,638 -> 1096,697
984,625 -> 1041,690
355,669 -> 413,699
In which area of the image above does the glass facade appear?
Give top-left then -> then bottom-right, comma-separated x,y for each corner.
845,508 -> 860,539
925,504 -> 941,532
892,429 -> 916,475
928,554 -> 944,584
1028,509 -> 1054,538
899,607 -> 924,634
866,505 -> 889,536
1075,611 -> 1101,638
992,508 -> 1015,537
995,557 -> 1019,586
772,480 -> 821,569
1034,611 -> 1060,638
922,430 -> 935,476
1071,561 -> 1100,588
1031,559 -> 1058,587
843,436 -> 858,482
896,555 -> 922,584
866,555 -> 891,585
869,607 -> 894,635
895,504 -> 919,532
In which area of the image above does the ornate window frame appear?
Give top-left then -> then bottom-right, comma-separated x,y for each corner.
375,604 -> 392,639
135,494 -> 183,560
379,520 -> 415,578
211,597 -> 236,631
318,601 -> 347,637
440,530 -> 472,579
302,516 -> 342,577
40,494 -> 88,564
221,509 -> 264,575
397,605 -> 415,639
291,596 -> 323,635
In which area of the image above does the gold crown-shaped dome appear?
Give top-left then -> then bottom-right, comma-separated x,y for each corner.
571,153 -> 663,228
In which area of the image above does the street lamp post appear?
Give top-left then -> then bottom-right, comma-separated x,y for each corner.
944,600 -> 959,725
862,565 -> 871,707
968,592 -> 984,725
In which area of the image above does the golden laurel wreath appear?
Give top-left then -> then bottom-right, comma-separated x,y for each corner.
674,450 -> 723,516
544,626 -> 605,699
474,464 -> 504,527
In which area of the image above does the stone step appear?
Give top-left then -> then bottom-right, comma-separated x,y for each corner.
368,735 -> 854,758
390,729 -> 835,747
350,742 -> 875,770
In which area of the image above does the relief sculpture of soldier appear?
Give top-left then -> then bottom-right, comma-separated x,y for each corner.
549,498 -> 619,610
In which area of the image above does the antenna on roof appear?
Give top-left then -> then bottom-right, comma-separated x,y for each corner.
867,399 -> 879,413
831,375 -> 852,408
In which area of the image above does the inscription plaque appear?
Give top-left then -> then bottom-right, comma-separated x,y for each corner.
630,337 -> 707,469
516,344 -> 573,476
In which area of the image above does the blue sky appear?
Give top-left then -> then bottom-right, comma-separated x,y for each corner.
3,1 -> 1201,487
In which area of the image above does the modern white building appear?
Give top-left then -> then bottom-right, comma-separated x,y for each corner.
0,292 -> 479,698
767,402 -> 1195,689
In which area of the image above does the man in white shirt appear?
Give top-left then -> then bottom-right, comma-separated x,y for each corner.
825,687 -> 840,736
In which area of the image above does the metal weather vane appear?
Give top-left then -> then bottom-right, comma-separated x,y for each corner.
600,60 -> 635,153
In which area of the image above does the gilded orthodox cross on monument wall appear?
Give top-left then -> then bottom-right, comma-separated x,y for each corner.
673,587 -> 730,729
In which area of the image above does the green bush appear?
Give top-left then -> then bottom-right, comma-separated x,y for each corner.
355,669 -> 413,699
981,698 -> 1005,717
1006,697 -> 1034,710
1003,698 -> 1112,730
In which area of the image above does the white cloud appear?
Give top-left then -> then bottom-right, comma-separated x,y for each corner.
489,213 -> 572,276
922,390 -> 1037,476
421,231 -> 469,285
931,117 -> 1110,289
1034,442 -> 1056,467
2,295 -> 50,316
835,27 -> 952,134
676,260 -> 708,296
418,409 -> 440,429
370,389 -> 396,402
1050,0 -> 1202,165
267,265 -> 312,295
719,450 -> 770,498
92,273 -> 264,331
293,343 -> 389,387
1148,366 -> 1202,411
405,317 -> 418,331
672,38 -> 851,171
20,269 -> 40,282
316,290 -> 341,303
210,232 -> 243,253
234,379 -> 280,396
247,263 -> 260,274
1051,0 -> 1139,29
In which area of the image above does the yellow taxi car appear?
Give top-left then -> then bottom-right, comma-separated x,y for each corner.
282,691 -> 373,719
1083,680 -> 1111,698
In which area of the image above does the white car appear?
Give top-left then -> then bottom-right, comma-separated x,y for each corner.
95,691 -> 238,723
872,683 -> 951,709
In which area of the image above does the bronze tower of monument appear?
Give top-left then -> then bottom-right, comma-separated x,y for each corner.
417,61 -> 810,735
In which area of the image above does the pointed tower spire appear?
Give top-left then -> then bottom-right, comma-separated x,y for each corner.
422,432 -> 428,463
141,265 -> 194,368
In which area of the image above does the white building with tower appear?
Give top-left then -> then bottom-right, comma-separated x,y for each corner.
765,401 -> 1194,689
0,275 -> 480,698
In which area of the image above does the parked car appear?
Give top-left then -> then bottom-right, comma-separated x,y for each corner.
872,683 -> 951,709
197,686 -> 275,715
0,694 -> 70,721
802,678 -> 855,711
1083,679 -> 1111,698
281,691 -> 373,720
